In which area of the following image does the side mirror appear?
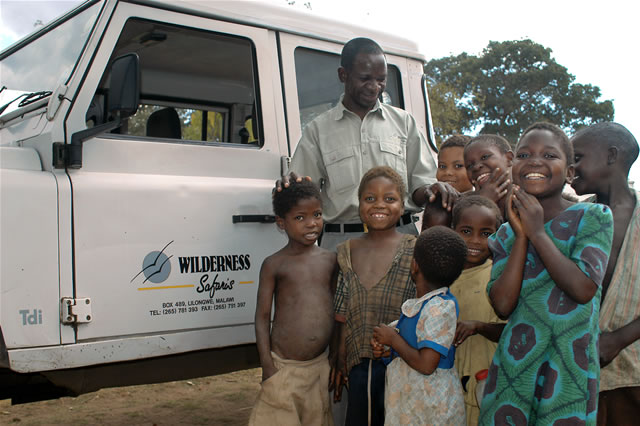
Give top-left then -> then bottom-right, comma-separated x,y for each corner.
54,53 -> 141,169
108,53 -> 140,119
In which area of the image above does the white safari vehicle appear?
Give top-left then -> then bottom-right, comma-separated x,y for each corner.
0,0 -> 437,402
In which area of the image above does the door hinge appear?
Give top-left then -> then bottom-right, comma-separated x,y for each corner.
61,297 -> 93,324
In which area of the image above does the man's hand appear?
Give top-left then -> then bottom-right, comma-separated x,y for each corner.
416,182 -> 460,211
275,172 -> 311,192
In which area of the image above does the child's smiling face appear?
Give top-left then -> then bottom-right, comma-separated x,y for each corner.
464,143 -> 513,188
571,135 -> 609,195
437,146 -> 473,192
359,176 -> 404,231
454,205 -> 497,269
513,129 -> 574,198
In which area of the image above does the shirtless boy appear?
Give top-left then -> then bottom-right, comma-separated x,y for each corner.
250,180 -> 337,426
571,122 -> 640,425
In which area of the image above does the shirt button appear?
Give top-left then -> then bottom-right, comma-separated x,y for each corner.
363,151 -> 367,156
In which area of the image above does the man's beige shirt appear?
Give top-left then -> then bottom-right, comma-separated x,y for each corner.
290,98 -> 437,223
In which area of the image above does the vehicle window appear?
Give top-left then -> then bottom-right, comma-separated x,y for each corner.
91,19 -> 260,146
0,3 -> 100,96
293,47 -> 403,131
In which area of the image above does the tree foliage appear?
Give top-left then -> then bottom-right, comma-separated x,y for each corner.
425,40 -> 614,146
124,105 -> 223,142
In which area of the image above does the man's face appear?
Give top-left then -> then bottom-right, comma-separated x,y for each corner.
571,135 -> 609,195
339,52 -> 387,115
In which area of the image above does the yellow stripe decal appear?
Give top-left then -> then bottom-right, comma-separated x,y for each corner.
239,281 -> 254,284
137,285 -> 195,291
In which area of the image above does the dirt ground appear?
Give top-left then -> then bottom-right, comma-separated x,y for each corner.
0,368 -> 262,425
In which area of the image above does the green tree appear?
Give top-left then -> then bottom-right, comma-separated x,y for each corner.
182,110 -> 224,142
425,39 -> 614,145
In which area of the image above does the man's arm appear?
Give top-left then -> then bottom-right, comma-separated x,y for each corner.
277,123 -> 324,191
255,258 -> 277,381
403,114 -> 459,209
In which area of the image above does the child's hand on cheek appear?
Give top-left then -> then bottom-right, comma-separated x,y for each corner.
373,324 -> 397,347
475,168 -> 511,203
507,186 -> 525,238
512,187 -> 544,239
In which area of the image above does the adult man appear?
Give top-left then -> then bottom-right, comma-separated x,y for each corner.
571,122 -> 640,425
280,37 -> 456,251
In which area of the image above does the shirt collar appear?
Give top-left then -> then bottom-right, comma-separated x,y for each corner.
332,93 -> 384,121
401,287 -> 449,317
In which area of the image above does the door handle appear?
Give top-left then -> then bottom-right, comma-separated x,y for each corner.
232,215 -> 276,224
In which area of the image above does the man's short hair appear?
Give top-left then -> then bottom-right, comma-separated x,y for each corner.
440,134 -> 471,151
358,166 -> 406,203
451,194 -> 503,230
465,134 -> 512,155
572,122 -> 639,172
520,122 -> 573,164
414,226 -> 467,287
341,37 -> 384,71
272,180 -> 321,218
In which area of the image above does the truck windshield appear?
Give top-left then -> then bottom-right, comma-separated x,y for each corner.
0,3 -> 100,95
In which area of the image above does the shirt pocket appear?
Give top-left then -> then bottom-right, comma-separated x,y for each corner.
323,146 -> 358,194
378,138 -> 407,179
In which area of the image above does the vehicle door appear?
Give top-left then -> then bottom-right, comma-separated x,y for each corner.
62,2 -> 287,350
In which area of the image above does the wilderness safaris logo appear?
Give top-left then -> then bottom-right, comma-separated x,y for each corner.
131,241 -> 174,284
130,241 -> 253,298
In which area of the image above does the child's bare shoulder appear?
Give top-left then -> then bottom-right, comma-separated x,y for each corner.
259,247 -> 291,276
313,245 -> 337,262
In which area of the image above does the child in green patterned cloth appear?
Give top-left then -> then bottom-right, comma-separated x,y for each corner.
479,122 -> 614,425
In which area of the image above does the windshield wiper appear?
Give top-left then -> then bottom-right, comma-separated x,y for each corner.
0,90 -> 52,115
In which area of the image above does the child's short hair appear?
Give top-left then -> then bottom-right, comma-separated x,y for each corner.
414,226 -> 467,287
421,194 -> 452,231
358,166 -> 406,203
272,180 -> 321,218
451,194 -> 503,230
440,134 -> 471,151
572,122 -> 639,173
520,122 -> 573,164
465,134 -> 512,155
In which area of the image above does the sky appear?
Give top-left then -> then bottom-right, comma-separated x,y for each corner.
1,0 -> 638,187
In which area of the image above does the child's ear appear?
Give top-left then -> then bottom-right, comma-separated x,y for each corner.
505,150 -> 514,167
275,216 -> 285,230
410,258 -> 420,280
607,146 -> 618,165
565,164 -> 576,185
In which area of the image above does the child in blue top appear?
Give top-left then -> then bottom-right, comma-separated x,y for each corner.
372,226 -> 467,425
